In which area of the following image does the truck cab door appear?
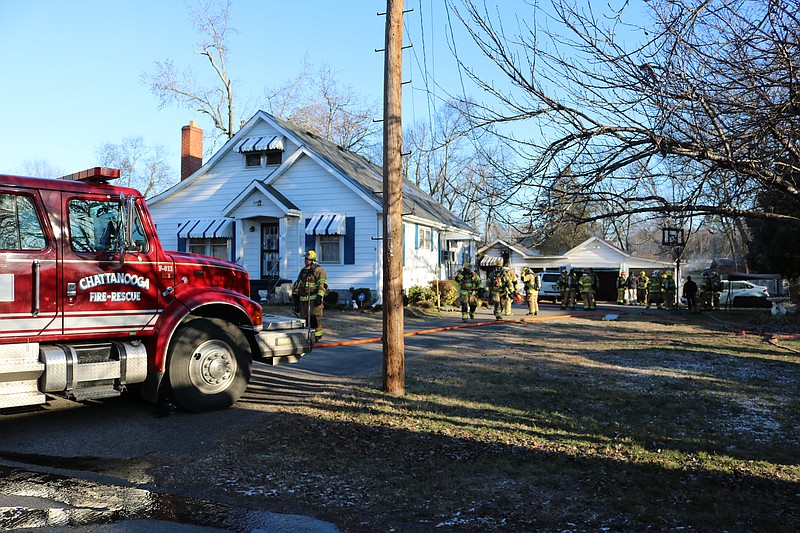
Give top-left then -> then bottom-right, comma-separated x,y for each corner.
60,193 -> 161,338
0,189 -> 59,340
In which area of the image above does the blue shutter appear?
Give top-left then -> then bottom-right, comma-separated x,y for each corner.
177,237 -> 186,252
230,221 -> 237,262
431,230 -> 435,251
304,218 -> 315,252
344,217 -> 355,264
414,224 -> 419,249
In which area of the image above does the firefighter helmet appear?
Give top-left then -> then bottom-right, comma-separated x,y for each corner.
463,262 -> 472,270
304,250 -> 317,261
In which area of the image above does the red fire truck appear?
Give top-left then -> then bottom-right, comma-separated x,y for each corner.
0,167 -> 313,412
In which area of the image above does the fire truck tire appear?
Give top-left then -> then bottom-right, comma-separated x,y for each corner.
166,317 -> 252,412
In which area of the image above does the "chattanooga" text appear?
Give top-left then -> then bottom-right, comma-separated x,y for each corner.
78,273 -> 151,291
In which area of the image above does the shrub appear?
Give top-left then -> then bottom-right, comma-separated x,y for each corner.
351,287 -> 372,307
324,291 -> 340,306
407,281 -> 459,308
406,285 -> 436,305
429,279 -> 459,307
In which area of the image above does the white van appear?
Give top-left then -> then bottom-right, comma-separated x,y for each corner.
539,271 -> 562,302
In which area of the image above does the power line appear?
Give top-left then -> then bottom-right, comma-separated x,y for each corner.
402,0 -> 436,131
418,0 -> 435,130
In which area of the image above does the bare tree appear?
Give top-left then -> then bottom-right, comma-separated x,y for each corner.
97,137 -> 174,198
403,100 -> 516,234
264,62 -> 381,154
143,0 -> 238,141
143,2 -> 380,155
449,0 -> 800,228
17,159 -> 63,178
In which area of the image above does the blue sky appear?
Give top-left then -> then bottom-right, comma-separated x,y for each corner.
1,0 -> 508,177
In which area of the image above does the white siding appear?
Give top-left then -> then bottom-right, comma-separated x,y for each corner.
402,223 -> 441,289
567,242 -> 626,266
271,155 -> 380,292
150,121 -> 296,251
238,221 -> 261,275
149,115 -> 477,299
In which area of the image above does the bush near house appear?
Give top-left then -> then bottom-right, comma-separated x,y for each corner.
430,279 -> 459,307
406,285 -> 436,306
350,288 -> 371,307
406,280 -> 459,308
323,291 -> 339,307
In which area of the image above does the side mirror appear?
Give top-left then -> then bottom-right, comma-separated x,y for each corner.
118,193 -> 139,264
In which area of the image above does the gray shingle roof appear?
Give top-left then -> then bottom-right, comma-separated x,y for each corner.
269,114 -> 478,236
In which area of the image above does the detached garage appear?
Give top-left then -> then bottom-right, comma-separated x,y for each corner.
478,236 -> 676,301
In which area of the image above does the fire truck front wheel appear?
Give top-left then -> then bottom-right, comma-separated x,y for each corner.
167,317 -> 252,412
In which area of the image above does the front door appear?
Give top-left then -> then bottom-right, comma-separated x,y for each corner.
261,222 -> 279,279
60,193 -> 161,338
0,188 -> 59,340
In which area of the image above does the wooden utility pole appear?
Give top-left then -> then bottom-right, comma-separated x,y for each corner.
382,0 -> 405,396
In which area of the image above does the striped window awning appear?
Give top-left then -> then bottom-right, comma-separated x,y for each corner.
480,256 -> 504,267
178,219 -> 234,239
234,136 -> 284,153
305,214 -> 346,235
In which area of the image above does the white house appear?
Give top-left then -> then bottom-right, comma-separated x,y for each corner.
478,236 -> 676,301
147,112 -> 480,301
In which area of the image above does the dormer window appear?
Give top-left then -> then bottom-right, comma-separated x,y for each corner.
245,153 -> 261,167
245,151 -> 282,167
234,135 -> 285,168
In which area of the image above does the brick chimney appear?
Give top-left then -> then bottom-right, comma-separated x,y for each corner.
181,120 -> 203,180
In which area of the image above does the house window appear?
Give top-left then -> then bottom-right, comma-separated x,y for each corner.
188,238 -> 229,260
318,234 -> 342,264
418,227 -> 432,250
244,150 -> 282,168
265,151 -> 282,165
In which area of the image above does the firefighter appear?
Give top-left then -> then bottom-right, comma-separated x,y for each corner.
562,268 -> 578,310
616,271 -> 627,304
710,269 -> 723,309
663,271 -> 676,310
700,272 -> 713,310
521,267 -> 541,315
503,265 -> 518,316
578,269 -> 594,310
647,270 -> 662,309
487,267 -> 506,320
626,271 -> 639,305
292,250 -> 328,341
454,262 -> 482,321
637,271 -> 650,307
558,270 -> 569,308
